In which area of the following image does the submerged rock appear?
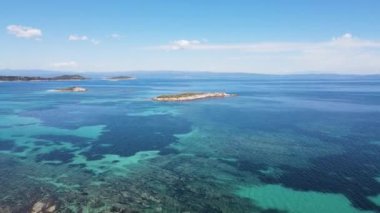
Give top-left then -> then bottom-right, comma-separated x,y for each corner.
54,86 -> 87,92
0,207 -> 12,213
153,92 -> 236,102
30,200 -> 57,213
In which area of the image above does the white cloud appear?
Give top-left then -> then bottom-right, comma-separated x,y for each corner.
90,39 -> 100,45
110,33 -> 122,39
340,33 -> 353,39
68,35 -> 88,41
52,61 -> 78,68
7,25 -> 42,39
164,39 -> 202,50
68,34 -> 100,45
155,34 -> 380,74
158,34 -> 380,52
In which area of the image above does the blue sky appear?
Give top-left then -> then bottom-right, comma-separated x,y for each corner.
1,0 -> 380,74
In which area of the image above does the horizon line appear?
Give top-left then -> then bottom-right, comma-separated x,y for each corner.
1,68 -> 380,76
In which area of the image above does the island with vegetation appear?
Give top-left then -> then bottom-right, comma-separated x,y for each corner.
106,76 -> 136,81
153,92 -> 236,102
0,75 -> 86,82
54,86 -> 87,92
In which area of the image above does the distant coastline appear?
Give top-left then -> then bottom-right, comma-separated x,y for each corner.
1,70 -> 380,81
0,75 -> 86,82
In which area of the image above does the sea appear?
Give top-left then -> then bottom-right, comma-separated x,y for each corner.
0,73 -> 380,212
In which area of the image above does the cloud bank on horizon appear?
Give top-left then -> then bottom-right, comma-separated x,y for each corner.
153,33 -> 380,74
5,28 -> 380,74
1,1 -> 380,74
159,34 -> 380,51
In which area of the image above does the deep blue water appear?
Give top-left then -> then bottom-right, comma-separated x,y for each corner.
0,75 -> 380,212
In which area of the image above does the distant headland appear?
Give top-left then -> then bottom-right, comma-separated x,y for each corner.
0,75 -> 86,82
153,92 -> 236,102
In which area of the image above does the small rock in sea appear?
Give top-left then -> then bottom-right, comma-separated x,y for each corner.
55,86 -> 87,92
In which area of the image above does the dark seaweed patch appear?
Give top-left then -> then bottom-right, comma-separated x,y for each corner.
261,209 -> 287,213
68,163 -> 86,168
159,147 -> 180,155
34,140 -> 51,146
235,160 -> 267,173
0,140 -> 15,150
207,107 -> 380,212
83,169 -> 96,175
237,135 -> 380,211
81,114 -> 191,160
32,147 -> 41,152
13,146 -> 27,153
273,146 -> 380,211
80,152 -> 104,161
35,150 -> 75,164
35,135 -> 90,148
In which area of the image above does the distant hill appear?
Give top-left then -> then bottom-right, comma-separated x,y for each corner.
0,69 -> 69,77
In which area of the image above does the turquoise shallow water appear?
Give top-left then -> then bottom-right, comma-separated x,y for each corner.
0,74 -> 380,212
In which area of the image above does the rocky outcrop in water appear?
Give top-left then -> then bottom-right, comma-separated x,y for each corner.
54,87 -> 87,92
153,92 -> 236,102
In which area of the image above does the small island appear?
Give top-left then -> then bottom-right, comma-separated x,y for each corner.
107,76 -> 136,81
0,75 -> 86,82
51,75 -> 87,81
153,92 -> 236,102
54,86 -> 87,92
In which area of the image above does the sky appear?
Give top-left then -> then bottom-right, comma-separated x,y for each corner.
1,0 -> 380,74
